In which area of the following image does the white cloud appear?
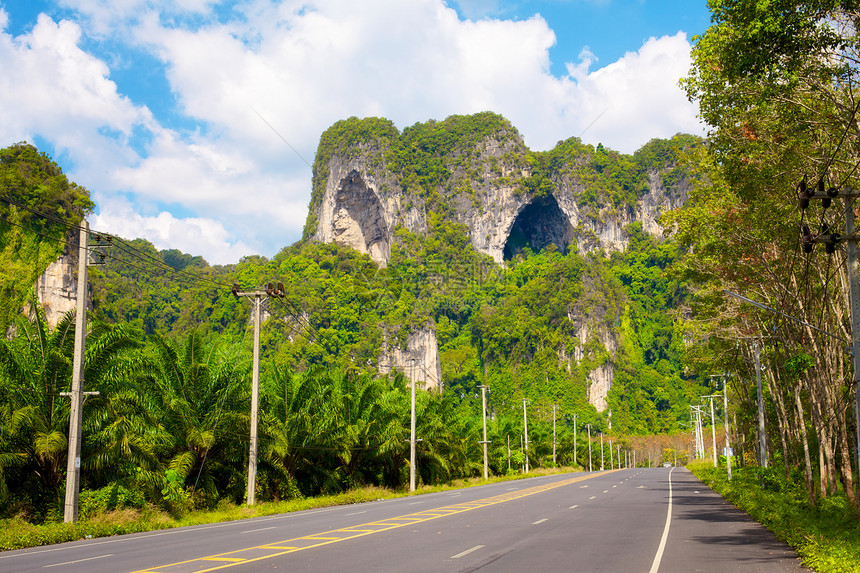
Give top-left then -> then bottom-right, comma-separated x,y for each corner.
560,33 -> 704,152
0,0 -> 703,265
92,197 -> 256,265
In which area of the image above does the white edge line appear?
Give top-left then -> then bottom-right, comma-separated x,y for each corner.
450,545 -> 485,559
648,467 -> 674,573
0,506 -> 349,561
240,526 -> 276,534
569,504 -> 578,509
43,553 -> 113,568
532,518 -> 548,525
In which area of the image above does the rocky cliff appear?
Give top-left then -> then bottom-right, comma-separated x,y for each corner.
305,113 -> 698,410
307,114 -> 691,267
30,228 -> 89,328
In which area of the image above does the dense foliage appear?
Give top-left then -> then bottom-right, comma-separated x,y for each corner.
0,143 -> 93,330
0,130 -> 704,521
675,0 -> 860,513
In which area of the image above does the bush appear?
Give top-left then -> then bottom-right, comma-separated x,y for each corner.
79,484 -> 146,519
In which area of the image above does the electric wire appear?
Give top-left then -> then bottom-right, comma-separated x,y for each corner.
1,194 -> 235,290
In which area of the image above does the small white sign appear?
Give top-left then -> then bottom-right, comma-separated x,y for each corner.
75,457 -> 81,468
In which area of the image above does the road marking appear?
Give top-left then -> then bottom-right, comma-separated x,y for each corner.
579,485 -> 589,488
532,518 -> 547,524
345,511 -> 366,516
450,545 -> 485,559
648,467 -> 674,573
408,501 -> 424,505
569,504 -> 578,509
241,526 -> 276,534
603,490 -> 609,493
43,554 -> 113,568
131,470 -> 619,573
589,496 -> 596,500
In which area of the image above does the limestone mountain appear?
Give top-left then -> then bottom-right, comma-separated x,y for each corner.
306,112 -> 693,266
305,112 -> 700,414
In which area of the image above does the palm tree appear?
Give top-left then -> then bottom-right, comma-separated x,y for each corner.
145,331 -> 248,507
0,305 -> 74,517
0,297 -> 152,518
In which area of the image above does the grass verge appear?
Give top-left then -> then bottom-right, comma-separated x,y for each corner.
0,466 -> 577,552
688,460 -> 860,573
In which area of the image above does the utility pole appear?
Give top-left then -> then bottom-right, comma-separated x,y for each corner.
507,435 -> 511,472
702,394 -> 719,468
573,413 -> 578,467
552,404 -> 557,466
600,433 -> 604,471
723,376 -> 732,481
847,196 -> 860,480
232,282 -> 284,505
754,340 -> 767,467
586,424 -> 593,472
609,440 -> 613,469
478,385 -> 490,480
63,221 -> 99,524
410,359 -> 419,491
522,399 -> 529,473
799,182 -> 860,478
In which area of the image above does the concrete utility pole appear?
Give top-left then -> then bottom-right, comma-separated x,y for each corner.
723,376 -> 732,481
586,424 -> 593,472
843,196 -> 860,480
478,385 -> 490,480
573,413 -> 578,467
800,186 -> 860,478
63,221 -> 99,524
702,394 -> 719,468
522,399 -> 529,473
609,440 -> 613,469
507,435 -> 511,472
232,282 -> 284,505
410,359 -> 419,491
754,340 -> 767,467
600,434 -> 604,471
552,404 -> 557,466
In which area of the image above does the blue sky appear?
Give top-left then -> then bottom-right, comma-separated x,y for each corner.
0,0 -> 711,264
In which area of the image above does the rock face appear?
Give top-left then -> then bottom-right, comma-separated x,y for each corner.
309,119 -> 690,268
307,114 -> 696,408
378,326 -> 442,392
32,229 -> 88,328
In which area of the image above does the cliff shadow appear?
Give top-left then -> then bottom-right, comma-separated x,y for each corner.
503,193 -> 574,260
331,170 -> 390,264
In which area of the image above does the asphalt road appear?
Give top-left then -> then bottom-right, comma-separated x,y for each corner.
0,467 -> 806,572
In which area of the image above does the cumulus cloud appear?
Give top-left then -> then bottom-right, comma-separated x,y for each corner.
92,196 -> 256,265
1,0 -> 703,265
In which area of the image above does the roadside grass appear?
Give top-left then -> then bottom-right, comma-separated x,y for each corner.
688,460 -> 860,573
0,465 -> 580,552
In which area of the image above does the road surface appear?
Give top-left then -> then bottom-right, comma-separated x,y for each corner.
0,467 -> 806,572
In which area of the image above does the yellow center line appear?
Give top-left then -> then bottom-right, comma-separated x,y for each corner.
131,470 -> 616,573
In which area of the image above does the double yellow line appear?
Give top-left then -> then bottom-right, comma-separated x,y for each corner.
134,471 -> 614,573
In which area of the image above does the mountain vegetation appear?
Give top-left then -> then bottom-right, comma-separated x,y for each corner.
0,130 -> 705,522
1,5 -> 859,549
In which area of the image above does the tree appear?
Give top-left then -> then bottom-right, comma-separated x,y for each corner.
677,0 -> 860,508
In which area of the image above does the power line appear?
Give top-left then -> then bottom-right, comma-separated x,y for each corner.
1,195 -> 234,290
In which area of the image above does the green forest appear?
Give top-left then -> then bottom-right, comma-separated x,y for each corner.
1,1 -> 860,538
0,129 -> 707,522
